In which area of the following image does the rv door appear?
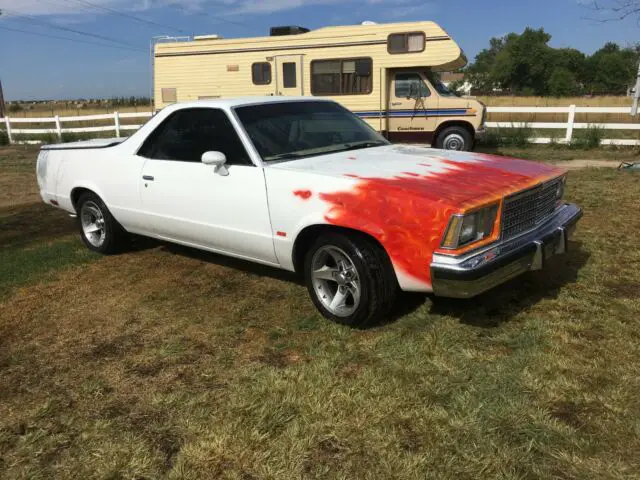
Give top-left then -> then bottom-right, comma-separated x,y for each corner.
387,71 -> 438,144
275,55 -> 304,96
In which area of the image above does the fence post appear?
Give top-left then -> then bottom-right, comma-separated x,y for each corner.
4,116 -> 12,144
54,115 -> 62,141
565,104 -> 576,144
114,111 -> 121,138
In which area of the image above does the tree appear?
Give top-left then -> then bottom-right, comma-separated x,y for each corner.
464,29 -> 638,96
586,42 -> 639,94
548,68 -> 578,96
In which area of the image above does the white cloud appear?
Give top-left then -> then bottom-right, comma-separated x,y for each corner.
0,0 -> 423,17
0,0 -> 140,16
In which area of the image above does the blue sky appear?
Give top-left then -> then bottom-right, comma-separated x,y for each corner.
0,0 -> 637,100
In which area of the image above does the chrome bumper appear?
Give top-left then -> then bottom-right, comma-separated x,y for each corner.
430,203 -> 583,298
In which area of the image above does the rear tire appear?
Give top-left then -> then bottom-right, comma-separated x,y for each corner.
304,232 -> 397,327
76,191 -> 128,254
435,126 -> 473,151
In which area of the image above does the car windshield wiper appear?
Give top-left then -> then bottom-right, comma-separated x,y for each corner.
337,141 -> 388,152
264,152 -> 307,162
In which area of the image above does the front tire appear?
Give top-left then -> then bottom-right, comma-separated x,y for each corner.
304,233 -> 397,326
76,192 -> 128,254
435,126 -> 473,151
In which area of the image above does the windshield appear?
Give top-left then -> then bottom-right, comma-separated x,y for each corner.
425,71 -> 459,97
234,101 -> 389,162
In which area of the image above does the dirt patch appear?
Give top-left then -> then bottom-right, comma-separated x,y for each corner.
549,159 -> 620,170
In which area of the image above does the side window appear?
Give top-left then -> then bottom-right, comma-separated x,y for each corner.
311,58 -> 372,96
282,62 -> 297,88
395,73 -> 431,99
252,62 -> 271,85
388,32 -> 426,54
138,108 -> 252,166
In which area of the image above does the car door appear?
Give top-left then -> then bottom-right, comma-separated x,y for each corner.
388,72 -> 438,141
137,107 -> 278,264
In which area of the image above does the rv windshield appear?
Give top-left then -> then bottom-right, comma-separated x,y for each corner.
425,71 -> 459,97
234,101 -> 389,162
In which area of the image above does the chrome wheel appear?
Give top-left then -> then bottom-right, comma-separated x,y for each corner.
311,245 -> 361,317
442,133 -> 465,150
80,201 -> 106,247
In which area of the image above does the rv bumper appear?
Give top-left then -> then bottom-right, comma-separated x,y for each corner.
430,203 -> 582,298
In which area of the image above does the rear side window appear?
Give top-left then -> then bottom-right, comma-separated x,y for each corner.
138,108 -> 252,165
252,62 -> 272,85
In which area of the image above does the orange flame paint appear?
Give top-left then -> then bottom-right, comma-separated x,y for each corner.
319,155 -> 565,288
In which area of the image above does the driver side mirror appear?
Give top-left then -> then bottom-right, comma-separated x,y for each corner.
201,151 -> 229,176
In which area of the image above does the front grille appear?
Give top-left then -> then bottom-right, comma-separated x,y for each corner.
501,178 -> 561,240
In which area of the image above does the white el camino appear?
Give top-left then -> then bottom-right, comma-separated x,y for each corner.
37,97 -> 582,325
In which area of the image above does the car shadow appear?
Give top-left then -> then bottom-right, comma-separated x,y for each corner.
426,240 -> 590,328
144,236 -> 589,330
155,240 -> 303,285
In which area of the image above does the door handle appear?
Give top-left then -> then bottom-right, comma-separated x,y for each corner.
142,175 -> 154,181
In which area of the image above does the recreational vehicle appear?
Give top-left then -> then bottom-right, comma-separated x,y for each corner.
153,21 -> 486,151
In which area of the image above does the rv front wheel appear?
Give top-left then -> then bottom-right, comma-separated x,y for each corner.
435,126 -> 473,151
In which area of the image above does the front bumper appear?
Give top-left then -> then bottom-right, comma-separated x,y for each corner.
430,203 -> 583,298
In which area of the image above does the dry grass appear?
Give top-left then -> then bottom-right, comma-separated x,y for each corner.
1,146 -> 639,479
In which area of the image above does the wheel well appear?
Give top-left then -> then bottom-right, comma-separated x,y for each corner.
433,121 -> 475,144
70,187 -> 94,211
292,225 -> 389,275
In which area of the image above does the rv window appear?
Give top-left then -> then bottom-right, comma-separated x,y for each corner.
282,62 -> 297,88
311,58 -> 372,96
138,108 -> 252,165
388,32 -> 425,54
252,62 -> 272,85
395,73 -> 430,99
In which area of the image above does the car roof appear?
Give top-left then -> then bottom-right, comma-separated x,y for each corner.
164,96 -> 335,111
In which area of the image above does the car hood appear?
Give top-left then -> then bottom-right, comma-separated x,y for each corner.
270,144 -> 566,210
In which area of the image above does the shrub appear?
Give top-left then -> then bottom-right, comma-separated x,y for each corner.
501,123 -> 533,148
478,129 -> 501,148
572,125 -> 605,149
0,129 -> 8,146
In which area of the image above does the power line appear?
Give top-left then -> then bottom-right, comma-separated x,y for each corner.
0,7 -> 141,48
58,0 -> 190,34
0,24 -> 146,52
167,4 -> 254,31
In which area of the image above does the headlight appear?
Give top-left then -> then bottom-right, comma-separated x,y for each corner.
441,204 -> 499,249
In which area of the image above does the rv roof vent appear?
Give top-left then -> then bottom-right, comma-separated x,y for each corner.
361,21 -> 377,25
193,34 -> 223,41
270,26 -> 310,36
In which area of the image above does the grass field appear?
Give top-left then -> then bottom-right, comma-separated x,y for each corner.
1,146 -> 639,479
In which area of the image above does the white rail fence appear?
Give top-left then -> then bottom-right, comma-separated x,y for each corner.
1,105 -> 639,146
486,105 -> 640,146
1,111 -> 152,144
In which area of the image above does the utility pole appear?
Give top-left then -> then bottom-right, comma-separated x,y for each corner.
0,78 -> 5,118
632,61 -> 640,116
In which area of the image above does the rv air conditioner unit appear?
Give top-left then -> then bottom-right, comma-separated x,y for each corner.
270,26 -> 310,36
